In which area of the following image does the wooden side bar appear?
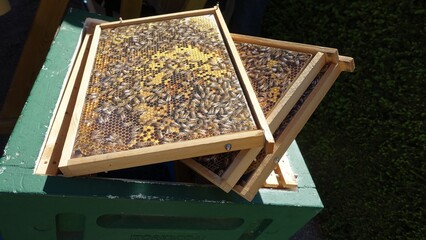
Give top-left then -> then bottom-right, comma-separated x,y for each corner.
231,33 -> 339,64
36,19 -> 109,175
36,34 -> 92,175
214,7 -> 275,153
61,130 -> 265,176
99,7 -> 217,29
59,26 -> 103,173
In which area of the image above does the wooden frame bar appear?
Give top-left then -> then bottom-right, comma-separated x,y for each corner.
35,18 -> 109,176
213,8 -> 275,153
58,8 -> 274,177
99,7 -> 216,29
234,56 -> 355,201
231,33 -> 340,64
35,34 -> 92,175
62,130 -> 264,176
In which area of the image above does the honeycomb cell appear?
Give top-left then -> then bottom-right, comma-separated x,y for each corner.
72,15 -> 257,158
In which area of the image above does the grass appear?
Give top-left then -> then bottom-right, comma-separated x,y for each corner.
261,0 -> 425,239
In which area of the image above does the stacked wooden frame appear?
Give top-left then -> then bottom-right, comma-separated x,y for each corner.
232,36 -> 354,201
35,9 -> 354,202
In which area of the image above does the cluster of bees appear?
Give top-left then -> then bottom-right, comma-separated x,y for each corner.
73,15 -> 257,158
195,43 -> 313,176
235,42 -> 312,117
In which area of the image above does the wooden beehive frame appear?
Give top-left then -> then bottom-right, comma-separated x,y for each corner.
57,8 -> 274,177
234,56 -> 354,201
181,34 -> 347,192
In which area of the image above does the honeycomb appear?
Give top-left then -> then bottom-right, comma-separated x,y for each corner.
72,15 -> 257,158
194,42 -> 313,175
236,42 -> 312,117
